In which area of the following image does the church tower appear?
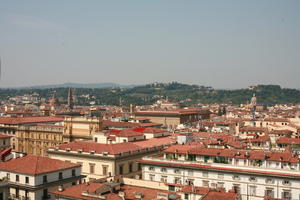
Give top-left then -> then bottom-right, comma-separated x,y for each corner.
67,88 -> 74,110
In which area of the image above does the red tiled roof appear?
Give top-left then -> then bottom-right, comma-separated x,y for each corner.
164,145 -> 298,162
133,137 -> 175,148
103,121 -> 161,128
0,134 -> 12,139
246,135 -> 270,143
0,155 -> 80,175
56,141 -> 142,155
277,137 -> 300,145
201,191 -> 239,200
264,118 -> 289,122
0,116 -> 64,125
133,127 -> 168,134
269,129 -> 293,135
0,148 -> 11,161
180,185 -> 209,195
51,182 -> 179,200
113,130 -> 144,137
51,182 -> 121,200
240,126 -> 268,132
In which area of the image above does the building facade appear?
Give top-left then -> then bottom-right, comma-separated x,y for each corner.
139,145 -> 300,200
0,155 -> 84,200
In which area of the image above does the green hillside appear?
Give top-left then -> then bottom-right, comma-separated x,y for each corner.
1,83 -> 300,106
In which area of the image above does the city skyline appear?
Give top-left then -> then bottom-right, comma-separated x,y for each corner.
0,1 -> 299,89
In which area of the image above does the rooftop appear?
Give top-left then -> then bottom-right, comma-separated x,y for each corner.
0,155 -> 80,175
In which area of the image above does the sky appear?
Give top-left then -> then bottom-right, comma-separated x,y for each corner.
0,1 -> 299,89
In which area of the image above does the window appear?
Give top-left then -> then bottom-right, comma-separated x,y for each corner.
249,177 -> 257,182
265,188 -> 274,197
202,172 -> 208,178
265,178 -> 274,184
169,185 -> 175,191
119,165 -> 124,175
16,188 -> 19,198
16,175 -> 19,182
161,168 -> 167,172
72,169 -> 76,177
102,165 -> 108,176
218,173 -> 224,179
249,186 -> 256,196
89,163 -> 95,174
25,176 -> 29,184
282,190 -> 291,200
94,137 -> 98,142
129,162 -> 133,173
174,177 -> 181,184
43,189 -> 48,199
149,174 -> 155,181
233,185 -> 241,193
282,180 -> 290,186
232,175 -> 240,180
188,170 -> 193,176
202,180 -> 209,187
138,163 -> 141,171
187,179 -> 194,185
217,182 -> 224,188
174,169 -> 181,174
43,175 -> 47,183
184,193 -> 189,200
149,166 -> 155,171
161,176 -> 167,182
59,172 -> 63,180
6,173 -> 10,180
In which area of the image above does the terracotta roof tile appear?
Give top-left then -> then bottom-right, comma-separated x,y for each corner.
0,155 -> 80,175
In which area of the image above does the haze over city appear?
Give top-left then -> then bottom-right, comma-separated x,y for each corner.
0,1 -> 299,89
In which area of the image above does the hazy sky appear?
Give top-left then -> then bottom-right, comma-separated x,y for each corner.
0,1 -> 299,89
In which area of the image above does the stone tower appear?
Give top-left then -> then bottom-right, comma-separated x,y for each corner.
67,88 -> 74,110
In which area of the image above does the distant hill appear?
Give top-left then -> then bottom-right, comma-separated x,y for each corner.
13,82 -> 137,89
0,82 -> 300,106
